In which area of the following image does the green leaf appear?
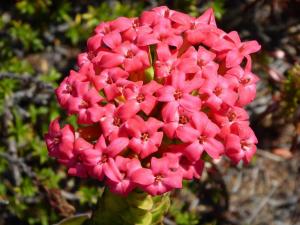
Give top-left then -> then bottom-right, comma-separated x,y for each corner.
207,0 -> 225,19
40,68 -> 61,85
77,187 -> 100,205
9,21 -> 44,51
121,210 -> 152,225
55,214 -> 90,225
38,168 -> 64,188
126,191 -> 153,210
19,177 -> 38,197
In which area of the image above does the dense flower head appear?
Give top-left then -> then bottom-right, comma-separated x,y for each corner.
45,6 -> 260,196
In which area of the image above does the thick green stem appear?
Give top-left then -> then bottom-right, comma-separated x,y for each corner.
85,189 -> 170,225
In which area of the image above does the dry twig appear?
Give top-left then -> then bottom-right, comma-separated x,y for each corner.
246,182 -> 280,225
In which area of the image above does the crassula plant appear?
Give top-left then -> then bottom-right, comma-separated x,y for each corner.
45,6 -> 260,225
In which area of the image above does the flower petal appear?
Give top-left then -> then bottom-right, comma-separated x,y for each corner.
204,138 -> 224,159
104,158 -> 122,182
183,141 -> 204,161
157,86 -> 176,102
131,168 -> 155,185
106,137 -> 129,157
103,31 -> 122,49
176,125 -> 199,143
163,172 -> 182,188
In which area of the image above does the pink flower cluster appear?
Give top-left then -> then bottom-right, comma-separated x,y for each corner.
45,7 -> 260,196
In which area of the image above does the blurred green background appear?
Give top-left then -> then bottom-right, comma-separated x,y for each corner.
0,1 -> 299,225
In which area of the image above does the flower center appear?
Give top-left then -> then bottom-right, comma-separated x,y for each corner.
240,140 -> 250,150
104,26 -> 111,34
154,175 -> 163,183
166,65 -> 172,74
174,89 -> 183,100
170,167 -> 177,172
88,51 -> 95,60
158,33 -> 168,41
198,59 -> 206,67
106,77 -> 113,84
179,115 -> 189,124
141,132 -> 149,142
53,137 -> 60,144
79,100 -> 89,109
63,84 -> 72,94
179,156 -> 189,165
199,93 -> 209,101
98,154 -> 108,165
133,19 -> 140,29
198,135 -> 207,144
77,155 -> 83,163
164,9 -> 170,18
136,94 -> 145,103
239,45 -> 245,53
113,117 -> 121,127
120,172 -> 126,179
228,112 -> 237,122
191,22 -> 196,30
126,50 -> 135,58
213,87 -> 222,96
101,154 -> 108,163
240,78 -> 250,85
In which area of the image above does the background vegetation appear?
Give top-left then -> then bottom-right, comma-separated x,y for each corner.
0,1 -> 299,224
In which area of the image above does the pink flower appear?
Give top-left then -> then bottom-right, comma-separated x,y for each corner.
182,46 -> 217,73
94,17 -> 132,35
213,31 -> 261,68
162,106 -> 195,140
225,123 -> 258,164
81,135 -> 129,180
92,67 -> 129,101
140,6 -> 171,27
87,17 -> 132,52
213,106 -> 249,138
178,156 -> 204,180
132,156 -> 182,195
154,44 -> 199,79
199,75 -> 238,111
185,8 -> 223,46
169,10 -> 193,33
225,57 -> 259,106
55,74 -> 77,109
105,156 -> 142,196
67,82 -> 104,124
122,80 -> 162,115
191,8 -> 217,27
44,118 -> 74,161
126,116 -> 163,158
154,43 -> 179,79
163,151 -> 204,180
177,112 -> 224,160
98,41 -> 150,72
67,137 -> 93,178
121,18 -> 158,46
157,70 -> 202,112
77,52 -> 91,67
152,20 -> 183,49
100,103 -> 138,140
